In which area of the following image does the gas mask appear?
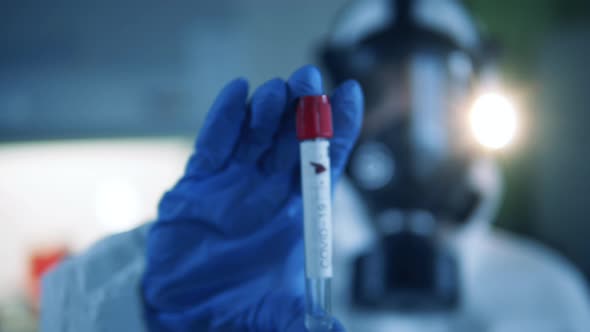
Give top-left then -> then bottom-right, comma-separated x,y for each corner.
319,0 -> 514,315
345,50 -> 481,311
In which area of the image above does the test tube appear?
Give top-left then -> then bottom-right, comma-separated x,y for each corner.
296,95 -> 334,331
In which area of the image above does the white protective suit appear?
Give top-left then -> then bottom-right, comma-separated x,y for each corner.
41,158 -> 590,332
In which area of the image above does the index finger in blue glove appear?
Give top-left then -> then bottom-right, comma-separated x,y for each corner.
189,78 -> 249,175
329,79 -> 364,180
263,65 -> 324,173
287,64 -> 324,103
234,78 -> 288,164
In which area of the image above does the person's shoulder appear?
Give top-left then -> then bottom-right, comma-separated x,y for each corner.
461,228 -> 590,327
44,223 -> 151,294
73,224 -> 151,292
40,224 -> 151,332
487,229 -> 585,286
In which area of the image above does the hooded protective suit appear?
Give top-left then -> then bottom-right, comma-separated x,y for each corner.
41,169 -> 590,331
41,1 -> 590,331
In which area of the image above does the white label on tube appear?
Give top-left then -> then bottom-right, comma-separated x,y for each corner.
300,139 -> 332,278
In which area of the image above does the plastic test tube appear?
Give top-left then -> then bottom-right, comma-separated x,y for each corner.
296,95 -> 334,331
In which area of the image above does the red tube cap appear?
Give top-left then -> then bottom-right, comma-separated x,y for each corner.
296,95 -> 333,140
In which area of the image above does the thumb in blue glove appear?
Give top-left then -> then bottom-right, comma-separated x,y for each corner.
142,65 -> 363,332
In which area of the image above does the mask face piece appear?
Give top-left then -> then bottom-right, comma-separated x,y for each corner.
346,50 -> 479,312
348,49 -> 476,224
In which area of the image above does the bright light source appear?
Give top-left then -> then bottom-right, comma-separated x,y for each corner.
469,93 -> 518,150
94,178 -> 141,233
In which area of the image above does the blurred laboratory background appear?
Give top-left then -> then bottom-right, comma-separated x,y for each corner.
0,0 -> 589,330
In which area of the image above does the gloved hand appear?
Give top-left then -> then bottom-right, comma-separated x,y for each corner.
142,65 -> 363,332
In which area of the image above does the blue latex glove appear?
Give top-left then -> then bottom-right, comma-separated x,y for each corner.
143,65 -> 363,332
